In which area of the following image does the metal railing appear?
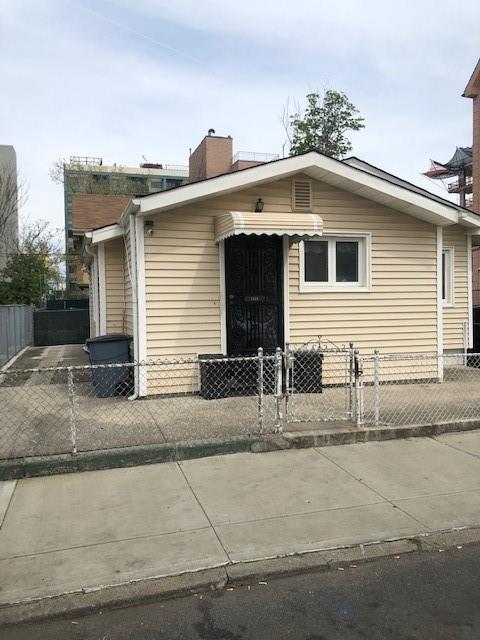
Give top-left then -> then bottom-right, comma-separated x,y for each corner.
447,175 -> 473,193
2,347 -> 480,462
231,151 -> 280,164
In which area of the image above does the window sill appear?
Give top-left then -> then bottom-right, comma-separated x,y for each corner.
299,284 -> 371,293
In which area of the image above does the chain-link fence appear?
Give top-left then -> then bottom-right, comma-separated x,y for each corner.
360,351 -> 480,427
2,347 -> 480,462
0,350 -> 282,460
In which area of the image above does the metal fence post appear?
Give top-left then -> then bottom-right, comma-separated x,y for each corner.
274,347 -> 283,432
257,347 -> 264,434
284,342 -> 291,425
347,342 -> 354,419
354,350 -> 364,427
67,367 -> 77,454
373,349 -> 380,427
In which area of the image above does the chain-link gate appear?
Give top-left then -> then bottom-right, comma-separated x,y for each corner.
283,342 -> 359,425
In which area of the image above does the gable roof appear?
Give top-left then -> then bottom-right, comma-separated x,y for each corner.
343,156 -> 476,212
116,151 -> 480,230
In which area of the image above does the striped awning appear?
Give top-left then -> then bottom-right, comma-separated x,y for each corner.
214,211 -> 324,243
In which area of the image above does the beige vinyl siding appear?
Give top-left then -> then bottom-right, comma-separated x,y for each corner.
289,176 -> 438,355
443,225 -> 469,350
104,237 -> 125,334
123,226 -> 134,337
144,173 -> 441,367
144,212 -> 221,360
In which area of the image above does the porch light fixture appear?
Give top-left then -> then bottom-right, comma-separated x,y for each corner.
255,198 -> 264,213
144,220 -> 154,236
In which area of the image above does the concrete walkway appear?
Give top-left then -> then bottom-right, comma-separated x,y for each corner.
1,433 -> 480,605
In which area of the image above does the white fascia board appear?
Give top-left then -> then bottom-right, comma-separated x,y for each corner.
138,154 -> 311,215
118,199 -> 141,228
458,211 -> 480,229
310,166 -> 459,224
136,151 -> 461,226
91,224 -> 124,245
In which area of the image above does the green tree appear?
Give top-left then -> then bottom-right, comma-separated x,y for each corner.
0,219 -> 63,306
284,90 -> 365,158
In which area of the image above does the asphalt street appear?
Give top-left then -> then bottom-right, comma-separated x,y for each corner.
3,544 -> 480,639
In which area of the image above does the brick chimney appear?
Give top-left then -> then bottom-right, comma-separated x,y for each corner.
464,59 -> 480,212
189,131 -> 233,182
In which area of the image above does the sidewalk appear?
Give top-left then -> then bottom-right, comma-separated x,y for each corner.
1,432 -> 480,607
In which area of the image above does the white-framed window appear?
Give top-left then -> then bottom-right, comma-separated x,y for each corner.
442,247 -> 454,306
299,233 -> 371,292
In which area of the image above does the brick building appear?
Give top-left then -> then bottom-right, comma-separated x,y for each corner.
188,131 -> 278,182
64,158 -> 188,291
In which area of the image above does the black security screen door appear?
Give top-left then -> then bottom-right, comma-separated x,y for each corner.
225,235 -> 284,355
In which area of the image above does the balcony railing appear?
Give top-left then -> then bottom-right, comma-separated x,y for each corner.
231,151 -> 280,165
447,176 -> 473,193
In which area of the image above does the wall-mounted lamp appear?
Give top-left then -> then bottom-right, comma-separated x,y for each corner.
254,198 -> 264,213
144,220 -> 154,236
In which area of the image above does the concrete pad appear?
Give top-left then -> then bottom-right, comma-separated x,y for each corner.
394,489 -> 480,531
215,502 -> 421,562
319,439 -> 480,500
436,431 -> 480,457
0,481 -> 16,527
181,449 -> 382,526
0,527 -> 228,604
0,463 -> 209,558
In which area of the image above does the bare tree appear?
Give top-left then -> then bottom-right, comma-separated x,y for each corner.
50,158 -> 137,195
19,217 -> 62,256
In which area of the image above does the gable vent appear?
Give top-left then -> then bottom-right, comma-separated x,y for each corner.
292,179 -> 312,211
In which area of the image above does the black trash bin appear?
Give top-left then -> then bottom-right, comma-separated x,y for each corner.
198,353 -> 271,399
198,354 -> 229,399
290,350 -> 323,393
85,334 -> 133,398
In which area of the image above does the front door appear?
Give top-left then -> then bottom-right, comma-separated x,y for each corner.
225,235 -> 284,355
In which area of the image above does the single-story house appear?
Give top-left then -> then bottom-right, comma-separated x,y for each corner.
83,151 -> 480,396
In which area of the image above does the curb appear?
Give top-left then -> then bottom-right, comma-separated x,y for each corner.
1,526 -> 479,627
1,418 -> 480,480
0,437 -> 256,481
280,418 -> 480,449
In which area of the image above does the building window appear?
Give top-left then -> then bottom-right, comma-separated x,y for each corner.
300,235 -> 370,292
165,178 -> 183,190
442,247 -> 454,306
150,180 -> 164,190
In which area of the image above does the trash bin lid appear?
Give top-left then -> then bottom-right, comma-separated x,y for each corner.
86,334 -> 132,344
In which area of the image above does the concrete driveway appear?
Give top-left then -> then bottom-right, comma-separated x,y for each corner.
1,432 -> 480,604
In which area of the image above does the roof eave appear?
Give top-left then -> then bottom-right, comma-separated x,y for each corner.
458,211 -> 480,229
90,223 -> 124,245
134,151 -> 466,228
118,198 -> 141,227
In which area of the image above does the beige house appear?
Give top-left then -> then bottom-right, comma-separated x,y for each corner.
83,151 -> 480,396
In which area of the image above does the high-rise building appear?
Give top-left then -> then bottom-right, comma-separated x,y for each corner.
0,145 -> 18,270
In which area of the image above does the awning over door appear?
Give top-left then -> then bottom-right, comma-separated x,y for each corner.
214,211 -> 324,243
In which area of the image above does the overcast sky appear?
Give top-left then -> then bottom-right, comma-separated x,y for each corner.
1,0 -> 479,241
